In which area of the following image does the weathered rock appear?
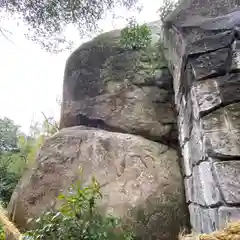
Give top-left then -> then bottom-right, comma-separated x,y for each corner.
186,31 -> 234,56
182,142 -> 192,177
164,0 -> 240,234
200,208 -> 219,233
188,204 -> 219,233
201,108 -> 228,132
218,207 -> 240,228
213,161 -> 240,204
231,40 -> 240,71
191,79 -> 221,120
8,126 -> 188,240
204,130 -> 240,158
191,74 -> 240,119
192,162 -> 221,206
184,177 -> 193,203
178,94 -> 193,147
60,22 -> 177,146
189,48 -> 231,80
188,204 -> 202,233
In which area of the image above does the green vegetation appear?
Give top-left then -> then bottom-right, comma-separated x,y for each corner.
0,113 -> 59,240
0,117 -> 23,207
24,174 -> 134,240
120,18 -> 152,50
118,18 -> 168,82
0,0 -> 140,52
0,156 -> 21,207
0,230 -> 4,240
0,226 -> 3,238
0,114 -> 59,239
0,117 -> 20,153
0,114 -> 59,207
158,0 -> 179,22
0,0 -> 178,52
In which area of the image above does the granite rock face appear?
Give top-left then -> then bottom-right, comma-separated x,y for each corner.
164,0 -> 240,234
8,21 -> 189,240
8,127 -> 188,240
60,22 -> 178,147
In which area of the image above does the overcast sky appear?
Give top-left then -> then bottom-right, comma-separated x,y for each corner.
0,0 -> 161,133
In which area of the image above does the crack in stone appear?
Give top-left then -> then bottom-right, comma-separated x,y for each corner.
199,99 -> 240,118
75,113 -> 179,150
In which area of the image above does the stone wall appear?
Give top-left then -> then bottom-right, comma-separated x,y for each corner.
163,0 -> 240,234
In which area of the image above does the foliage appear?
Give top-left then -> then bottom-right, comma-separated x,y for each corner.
0,225 -> 4,240
158,0 -> 179,22
1,0 -> 139,53
24,174 -> 134,240
0,113 -> 60,239
0,154 -> 21,207
0,117 -> 22,207
18,113 -> 59,167
120,18 -> 152,50
0,117 -> 20,153
0,113 -> 59,207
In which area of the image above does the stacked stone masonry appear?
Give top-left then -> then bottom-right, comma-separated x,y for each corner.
164,0 -> 240,234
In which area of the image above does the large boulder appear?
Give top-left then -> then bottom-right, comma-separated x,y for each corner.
60,21 -> 177,146
8,21 -> 190,240
8,126 -> 188,240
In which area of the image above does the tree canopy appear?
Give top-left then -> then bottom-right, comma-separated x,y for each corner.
1,0 -> 140,52
0,117 -> 20,153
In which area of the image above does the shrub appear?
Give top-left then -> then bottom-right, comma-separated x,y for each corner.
24,175 -> 134,240
0,155 -> 22,207
0,225 -> 4,240
120,18 -> 152,50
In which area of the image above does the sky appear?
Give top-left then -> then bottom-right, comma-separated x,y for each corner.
0,0 -> 161,134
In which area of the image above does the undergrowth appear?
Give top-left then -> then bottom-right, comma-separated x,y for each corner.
23,173 -> 134,240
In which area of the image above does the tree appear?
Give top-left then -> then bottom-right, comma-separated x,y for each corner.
0,117 -> 23,206
0,117 -> 20,153
1,0 -> 140,53
0,113 -> 60,207
158,0 -> 179,23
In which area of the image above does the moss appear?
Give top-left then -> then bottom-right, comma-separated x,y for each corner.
100,39 -> 168,87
